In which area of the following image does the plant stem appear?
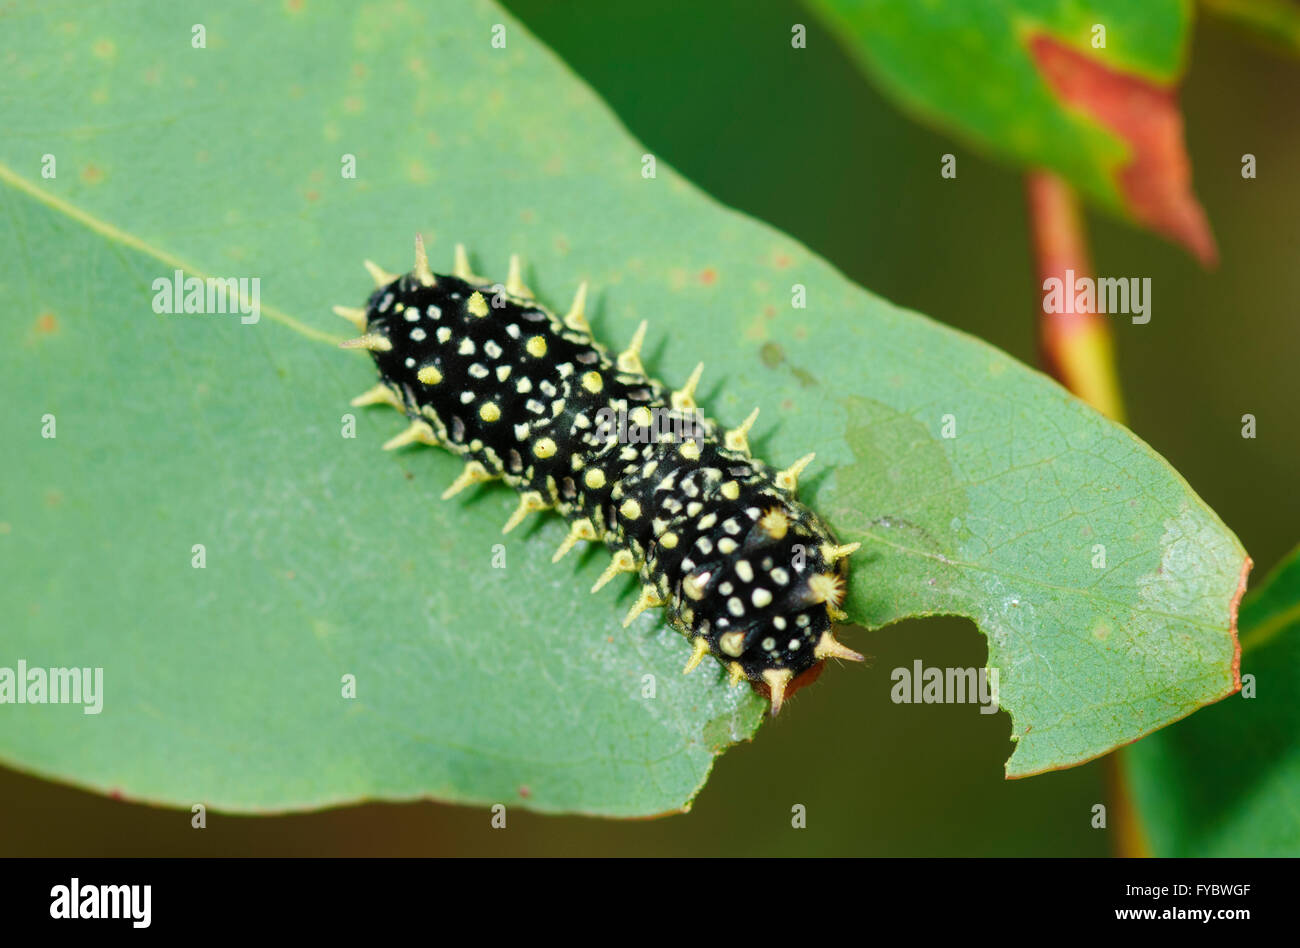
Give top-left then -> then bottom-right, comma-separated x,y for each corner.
1025,171 -> 1126,423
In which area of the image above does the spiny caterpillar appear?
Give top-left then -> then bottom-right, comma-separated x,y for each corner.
337,237 -> 864,713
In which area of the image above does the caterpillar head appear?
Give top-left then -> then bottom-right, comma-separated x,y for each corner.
683,502 -> 863,714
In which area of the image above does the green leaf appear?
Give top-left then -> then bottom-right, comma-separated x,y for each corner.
807,0 -> 1217,263
0,0 -> 1245,815
1128,547 -> 1300,855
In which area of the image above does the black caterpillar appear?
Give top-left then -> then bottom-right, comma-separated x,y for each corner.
337,237 -> 863,713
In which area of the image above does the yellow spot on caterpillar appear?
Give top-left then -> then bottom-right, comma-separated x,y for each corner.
584,468 -> 606,489
678,440 -> 701,460
479,402 -> 501,422
630,406 -> 653,427
526,335 -> 547,358
720,480 -> 740,500
619,499 -> 641,520
533,437 -> 557,459
807,572 -> 846,608
728,662 -> 746,687
467,291 -> 489,317
660,532 -> 678,549
581,371 -> 603,393
758,508 -> 789,540
719,630 -> 746,657
682,572 -> 709,601
417,365 -> 443,385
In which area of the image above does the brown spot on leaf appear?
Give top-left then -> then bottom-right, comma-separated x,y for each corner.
759,342 -> 784,369
698,267 -> 717,286
34,312 -> 58,334
1027,33 -> 1216,265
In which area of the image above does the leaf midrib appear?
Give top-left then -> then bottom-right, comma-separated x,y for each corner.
0,161 -> 342,348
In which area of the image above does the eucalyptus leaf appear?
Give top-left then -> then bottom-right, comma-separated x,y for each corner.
0,0 -> 1245,816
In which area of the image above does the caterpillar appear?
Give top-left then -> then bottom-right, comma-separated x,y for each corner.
336,236 -> 863,713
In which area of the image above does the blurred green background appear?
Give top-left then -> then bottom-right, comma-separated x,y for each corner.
3,0 -> 1296,856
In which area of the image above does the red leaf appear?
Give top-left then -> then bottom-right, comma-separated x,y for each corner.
1028,33 -> 1218,266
